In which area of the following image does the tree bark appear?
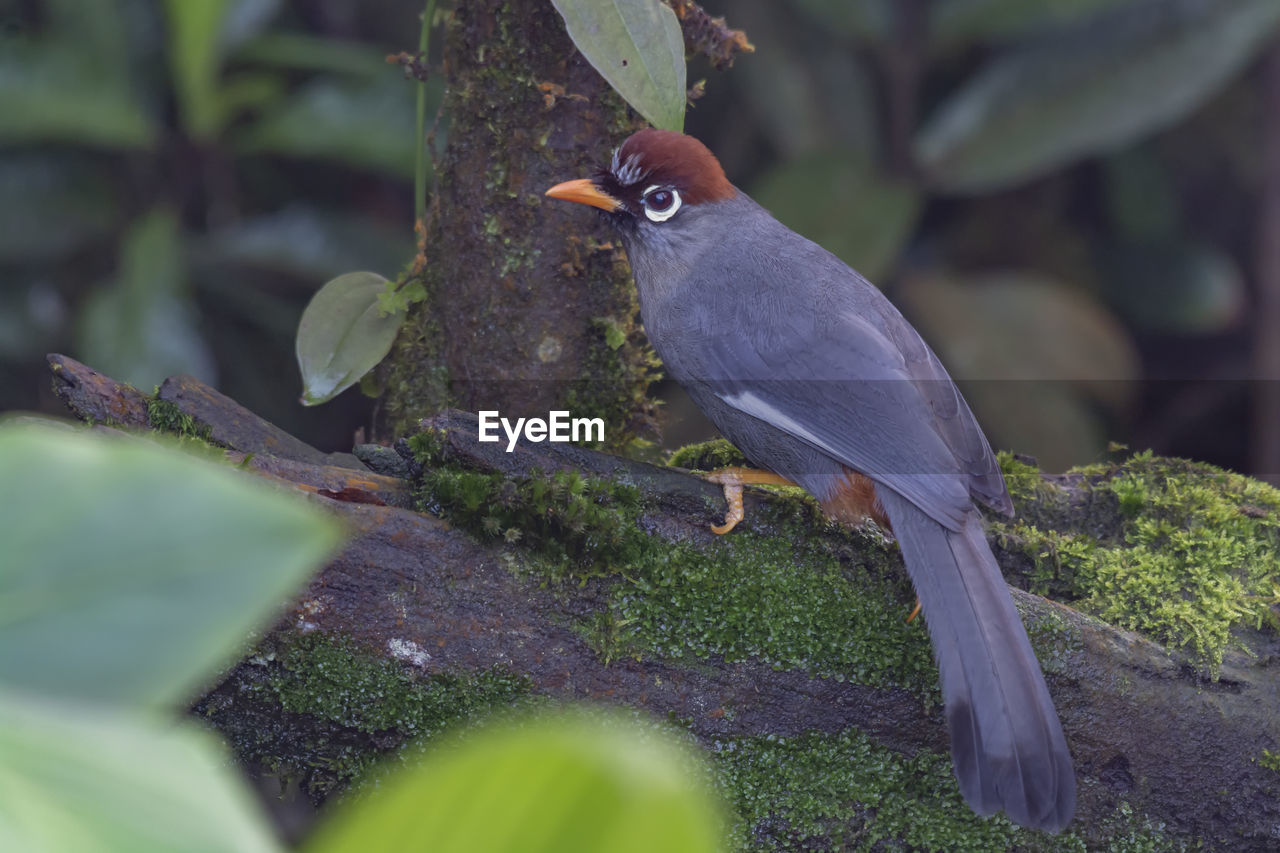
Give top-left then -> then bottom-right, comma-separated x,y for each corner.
48,354 -> 1280,850
381,0 -> 655,441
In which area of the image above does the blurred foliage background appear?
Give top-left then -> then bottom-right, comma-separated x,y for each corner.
2,0 -> 1278,476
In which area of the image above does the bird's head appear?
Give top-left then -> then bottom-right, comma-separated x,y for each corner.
545,129 -> 736,237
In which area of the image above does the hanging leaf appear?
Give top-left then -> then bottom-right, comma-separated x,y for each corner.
0,690 -> 281,853
0,423 -> 343,708
752,152 -> 920,281
916,0 -> 1280,193
549,0 -> 686,131
297,271 -> 404,405
309,710 -> 727,853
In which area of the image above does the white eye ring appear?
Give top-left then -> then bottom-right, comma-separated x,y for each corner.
642,186 -> 682,222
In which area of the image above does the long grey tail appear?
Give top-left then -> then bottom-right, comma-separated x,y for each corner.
878,489 -> 1076,832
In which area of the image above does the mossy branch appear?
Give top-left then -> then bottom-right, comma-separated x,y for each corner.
47,354 -> 1280,851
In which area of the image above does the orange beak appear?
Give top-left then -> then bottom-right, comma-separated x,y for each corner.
545,178 -> 621,212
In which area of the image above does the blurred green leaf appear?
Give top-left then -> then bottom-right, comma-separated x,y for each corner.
237,76 -> 422,178
0,156 -> 116,262
43,0 -> 135,73
297,271 -> 403,405
916,0 -> 1280,193
752,152 -> 920,281
1105,241 -> 1244,334
309,710 -> 726,853
0,43 -> 156,148
931,0 -> 1139,46
790,0 -> 891,40
202,205 -> 411,282
234,32 -> 392,78
78,209 -> 217,388
899,272 -> 1139,468
0,422 -> 343,707
549,0 -> 686,131
162,0 -> 233,140
0,689 -> 281,853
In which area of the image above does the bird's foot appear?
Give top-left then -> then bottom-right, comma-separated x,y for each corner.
905,597 -> 922,624
703,467 -> 795,535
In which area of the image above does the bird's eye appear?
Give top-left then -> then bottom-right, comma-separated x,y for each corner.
642,186 -> 681,222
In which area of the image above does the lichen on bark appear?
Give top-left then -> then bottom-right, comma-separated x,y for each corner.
382,0 -> 658,447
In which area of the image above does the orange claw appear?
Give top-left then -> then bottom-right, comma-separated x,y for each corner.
704,467 -> 795,535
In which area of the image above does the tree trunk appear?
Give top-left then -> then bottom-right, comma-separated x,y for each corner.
49,354 -> 1280,851
381,0 -> 655,443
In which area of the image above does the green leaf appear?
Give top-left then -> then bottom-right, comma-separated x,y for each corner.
550,0 -> 686,131
297,271 -> 404,405
0,44 -> 156,149
916,0 -> 1280,193
77,209 -> 217,389
0,689 -> 281,853
0,423 -> 344,707
751,152 -> 920,281
898,272 -> 1139,468
236,76 -> 423,178
309,710 -> 727,853
162,0 -> 233,140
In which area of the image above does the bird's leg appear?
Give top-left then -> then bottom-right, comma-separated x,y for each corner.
703,467 -> 796,534
906,598 -> 922,623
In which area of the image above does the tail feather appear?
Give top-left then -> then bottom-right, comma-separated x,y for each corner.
878,489 -> 1076,832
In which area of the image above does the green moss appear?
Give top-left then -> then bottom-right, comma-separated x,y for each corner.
998,452 -> 1051,502
668,438 -> 750,471
715,729 -> 1190,852
992,450 -> 1280,674
218,632 -> 532,797
146,396 -> 213,442
416,458 -> 937,696
406,427 -> 447,468
563,313 -> 662,453
417,467 -> 647,578
1257,748 -> 1280,774
264,633 -> 528,735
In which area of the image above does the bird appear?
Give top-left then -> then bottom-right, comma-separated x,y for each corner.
545,128 -> 1076,833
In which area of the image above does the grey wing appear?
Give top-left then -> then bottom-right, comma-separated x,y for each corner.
694,312 -> 965,531
888,314 -> 1013,516
692,291 -> 1008,531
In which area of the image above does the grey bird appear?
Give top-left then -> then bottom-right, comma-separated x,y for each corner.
546,129 -> 1076,832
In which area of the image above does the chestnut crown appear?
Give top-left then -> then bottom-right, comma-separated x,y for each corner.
595,129 -> 735,222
